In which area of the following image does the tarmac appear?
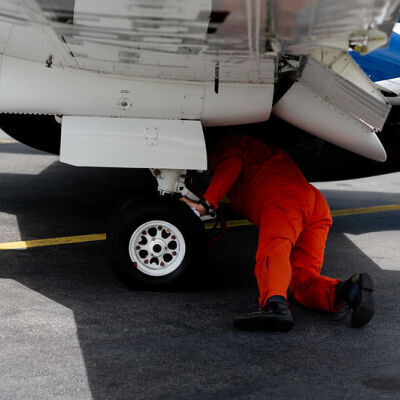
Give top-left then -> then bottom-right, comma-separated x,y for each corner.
0,129 -> 399,400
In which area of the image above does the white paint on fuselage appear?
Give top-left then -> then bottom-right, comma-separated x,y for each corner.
376,78 -> 400,105
374,23 -> 400,105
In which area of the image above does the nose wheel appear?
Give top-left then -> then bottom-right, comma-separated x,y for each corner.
107,197 -> 206,288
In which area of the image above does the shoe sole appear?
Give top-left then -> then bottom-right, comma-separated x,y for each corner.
351,273 -> 375,328
233,312 -> 294,332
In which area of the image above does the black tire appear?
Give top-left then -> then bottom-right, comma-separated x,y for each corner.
107,196 -> 206,289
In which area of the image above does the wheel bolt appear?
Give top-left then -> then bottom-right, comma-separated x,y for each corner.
136,246 -> 141,250
160,262 -> 165,267
171,235 -> 176,240
142,231 -> 146,235
144,259 -> 149,264
172,251 -> 177,256
158,226 -> 162,231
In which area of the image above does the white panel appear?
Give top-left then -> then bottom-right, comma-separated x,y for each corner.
311,50 -> 385,102
300,58 -> 390,131
273,83 -> 387,162
60,117 -> 207,170
202,84 -> 274,126
181,94 -> 205,119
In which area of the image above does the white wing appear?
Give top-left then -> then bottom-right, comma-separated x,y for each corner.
0,0 -> 399,83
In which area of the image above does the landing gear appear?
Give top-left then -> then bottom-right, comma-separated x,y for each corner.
107,196 -> 206,288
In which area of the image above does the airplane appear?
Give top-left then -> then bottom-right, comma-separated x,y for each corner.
0,0 -> 399,288
351,17 -> 400,106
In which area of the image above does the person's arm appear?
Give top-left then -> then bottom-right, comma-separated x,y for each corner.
181,137 -> 243,215
180,137 -> 243,215
202,138 -> 243,208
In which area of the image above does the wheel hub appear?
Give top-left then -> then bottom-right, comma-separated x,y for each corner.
128,220 -> 186,277
149,239 -> 166,256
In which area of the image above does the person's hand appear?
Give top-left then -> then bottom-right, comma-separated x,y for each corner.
180,196 -> 207,216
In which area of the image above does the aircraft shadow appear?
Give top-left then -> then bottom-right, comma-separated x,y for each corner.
0,143 -> 52,155
0,161 -> 400,399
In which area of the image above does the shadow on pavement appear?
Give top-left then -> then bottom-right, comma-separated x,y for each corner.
0,144 -> 51,155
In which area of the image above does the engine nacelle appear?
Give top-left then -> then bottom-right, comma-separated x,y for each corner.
273,57 -> 390,162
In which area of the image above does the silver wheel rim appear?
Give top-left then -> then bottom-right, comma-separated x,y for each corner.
128,220 -> 186,277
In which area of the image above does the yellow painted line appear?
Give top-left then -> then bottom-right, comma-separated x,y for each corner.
331,204 -> 400,217
220,195 -> 230,204
206,204 -> 400,230
0,204 -> 399,250
0,233 -> 106,250
204,219 -> 252,230
0,139 -> 17,144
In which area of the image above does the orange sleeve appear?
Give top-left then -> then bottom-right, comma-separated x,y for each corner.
203,137 -> 243,208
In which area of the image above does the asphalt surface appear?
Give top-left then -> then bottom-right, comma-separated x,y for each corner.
0,130 -> 400,400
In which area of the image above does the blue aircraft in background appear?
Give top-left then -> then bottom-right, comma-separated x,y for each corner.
351,19 -> 400,105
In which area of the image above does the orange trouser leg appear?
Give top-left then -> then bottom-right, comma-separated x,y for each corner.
289,192 -> 341,312
255,204 -> 304,308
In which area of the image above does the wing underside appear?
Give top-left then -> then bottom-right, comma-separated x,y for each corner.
0,0 -> 399,84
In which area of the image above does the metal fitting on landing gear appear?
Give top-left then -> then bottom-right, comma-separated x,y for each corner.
149,168 -> 215,223
150,169 -> 189,196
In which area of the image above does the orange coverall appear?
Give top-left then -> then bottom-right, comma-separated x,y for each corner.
203,135 -> 341,312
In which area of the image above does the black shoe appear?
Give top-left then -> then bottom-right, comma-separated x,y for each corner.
233,296 -> 294,332
336,273 -> 375,328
